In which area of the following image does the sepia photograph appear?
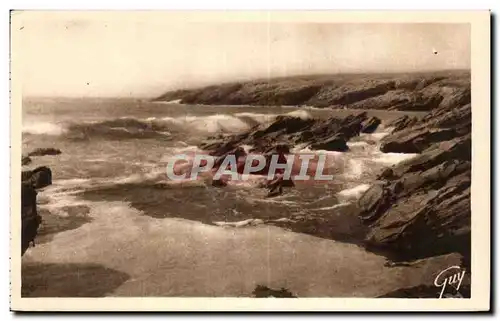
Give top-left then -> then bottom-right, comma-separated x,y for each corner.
10,10 -> 490,311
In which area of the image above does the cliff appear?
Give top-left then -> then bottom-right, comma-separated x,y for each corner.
154,70 -> 470,111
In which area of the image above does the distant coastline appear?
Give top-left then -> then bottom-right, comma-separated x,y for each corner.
153,70 -> 470,112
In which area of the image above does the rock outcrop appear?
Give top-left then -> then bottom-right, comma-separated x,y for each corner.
380,98 -> 471,153
200,112 -> 369,156
358,91 -> 471,261
22,156 -> 32,166
360,116 -> 382,134
27,147 -> 62,157
22,166 -> 52,189
252,285 -> 297,298
21,166 -> 52,256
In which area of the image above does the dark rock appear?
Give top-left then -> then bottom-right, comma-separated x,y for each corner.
388,93 -> 443,111
380,102 -> 471,154
252,285 -> 297,298
22,156 -> 32,166
380,127 -> 462,153
308,80 -> 396,106
359,138 -> 471,260
380,135 -> 471,179
361,94 -> 471,261
200,112 -> 367,156
22,166 -> 52,189
310,135 -> 349,152
437,87 -> 471,112
21,183 -> 42,256
28,148 -> 62,157
386,115 -> 419,133
379,168 -> 395,180
361,116 -> 381,133
21,166 -> 53,255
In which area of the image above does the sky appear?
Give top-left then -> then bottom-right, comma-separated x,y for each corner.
12,12 -> 471,98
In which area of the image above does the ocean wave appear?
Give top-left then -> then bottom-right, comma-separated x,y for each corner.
285,110 -> 313,119
22,112 -> 285,140
23,122 -> 67,136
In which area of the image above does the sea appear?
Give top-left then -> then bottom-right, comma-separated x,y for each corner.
21,97 -> 436,298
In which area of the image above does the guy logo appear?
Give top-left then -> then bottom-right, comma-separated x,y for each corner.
434,265 -> 466,299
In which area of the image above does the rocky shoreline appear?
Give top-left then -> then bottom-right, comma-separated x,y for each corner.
191,75 -> 471,296
189,73 -> 471,261
21,148 -> 64,256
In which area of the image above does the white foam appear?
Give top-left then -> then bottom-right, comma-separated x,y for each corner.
344,159 -> 365,179
311,203 -> 350,211
157,114 -> 251,133
373,152 -> 419,165
347,141 -> 370,148
361,131 -> 391,141
296,146 -> 343,157
213,219 -> 265,228
53,178 -> 92,186
285,110 -> 313,119
23,122 -> 66,135
234,112 -> 276,124
164,99 -> 182,104
337,184 -> 371,201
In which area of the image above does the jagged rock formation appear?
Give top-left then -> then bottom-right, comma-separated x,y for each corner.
200,112 -> 375,155
21,166 -> 52,256
358,88 -> 471,261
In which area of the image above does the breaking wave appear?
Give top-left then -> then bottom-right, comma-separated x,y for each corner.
23,122 -> 67,136
22,110 -> 310,140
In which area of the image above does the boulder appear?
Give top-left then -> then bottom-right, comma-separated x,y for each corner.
361,116 -> 381,133
22,156 -> 32,166
22,166 -> 52,189
388,93 -> 443,111
386,115 -> 419,133
309,135 -> 349,152
28,147 -> 62,157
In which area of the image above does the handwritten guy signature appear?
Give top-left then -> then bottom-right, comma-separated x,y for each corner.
434,265 -> 466,298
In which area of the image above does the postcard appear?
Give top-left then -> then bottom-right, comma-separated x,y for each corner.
10,10 -> 490,312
